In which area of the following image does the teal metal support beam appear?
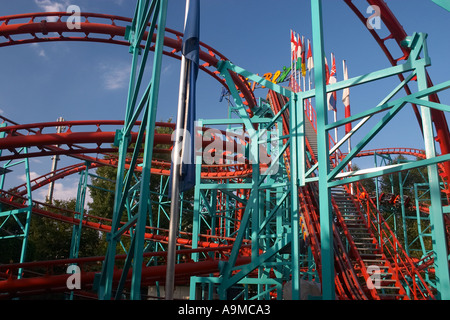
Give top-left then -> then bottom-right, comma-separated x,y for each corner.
311,0 -> 335,300
0,146 -> 33,279
98,0 -> 167,300
17,147 -> 33,280
189,119 -> 203,299
431,0 -> 450,12
328,153 -> 450,187
289,90 -> 301,300
415,35 -> 450,300
69,162 -> 90,261
130,0 -> 167,300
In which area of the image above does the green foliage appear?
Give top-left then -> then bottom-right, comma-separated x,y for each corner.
27,198 -> 102,262
379,155 -> 428,199
88,163 -> 117,220
351,163 -> 376,194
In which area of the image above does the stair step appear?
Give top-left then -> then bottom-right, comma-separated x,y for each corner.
362,259 -> 387,265
356,244 -> 377,248
350,232 -> 372,236
378,293 -> 405,300
377,273 -> 394,278
345,222 -> 366,226
379,279 -> 397,284
376,286 -> 402,291
360,254 -> 384,259
353,237 -> 374,241
356,248 -> 380,252
354,242 -> 377,246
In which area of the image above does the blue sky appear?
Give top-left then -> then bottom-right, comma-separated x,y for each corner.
0,0 -> 449,202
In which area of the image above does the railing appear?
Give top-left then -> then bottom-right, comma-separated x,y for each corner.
350,183 -> 435,299
298,183 -> 369,300
331,195 -> 379,299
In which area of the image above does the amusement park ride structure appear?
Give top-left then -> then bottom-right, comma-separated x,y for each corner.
0,0 -> 449,301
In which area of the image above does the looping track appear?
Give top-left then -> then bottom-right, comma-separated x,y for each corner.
0,1 -> 449,300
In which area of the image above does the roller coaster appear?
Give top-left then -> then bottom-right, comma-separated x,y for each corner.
0,0 -> 449,300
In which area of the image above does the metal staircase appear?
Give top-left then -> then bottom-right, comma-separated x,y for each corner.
304,119 -> 317,159
269,90 -> 433,299
331,185 -> 408,300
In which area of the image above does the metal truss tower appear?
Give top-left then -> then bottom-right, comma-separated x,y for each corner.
97,0 -> 168,300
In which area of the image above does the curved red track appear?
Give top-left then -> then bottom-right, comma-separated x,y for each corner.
345,0 -> 450,184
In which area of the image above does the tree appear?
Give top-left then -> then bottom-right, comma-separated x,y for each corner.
27,198 -> 102,263
351,163 -> 376,194
87,119 -> 195,252
379,155 -> 427,199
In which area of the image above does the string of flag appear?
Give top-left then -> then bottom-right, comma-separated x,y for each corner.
290,30 -> 352,141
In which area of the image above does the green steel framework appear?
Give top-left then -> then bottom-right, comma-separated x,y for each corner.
187,19 -> 450,302
309,14 -> 450,297
0,143 -> 33,279
97,0 -> 168,300
89,0 -> 450,300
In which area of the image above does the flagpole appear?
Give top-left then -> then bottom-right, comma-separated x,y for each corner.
290,30 -> 293,91
307,39 -> 313,121
343,59 -> 351,156
166,56 -> 188,301
334,109 -> 338,143
166,0 -> 191,300
302,68 -> 306,94
308,69 -> 312,120
294,31 -> 298,91
331,53 -> 338,145
342,59 -> 353,194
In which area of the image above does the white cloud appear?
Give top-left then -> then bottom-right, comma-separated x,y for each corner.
30,43 -> 47,58
17,171 -> 90,208
49,181 -> 92,208
100,62 -> 131,90
47,181 -> 76,200
162,63 -> 173,76
32,178 -> 92,207
35,0 -> 67,12
20,171 -> 40,182
34,0 -> 69,22
31,158 -> 43,164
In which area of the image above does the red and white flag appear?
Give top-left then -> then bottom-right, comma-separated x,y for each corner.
290,30 -> 296,61
290,30 -> 302,91
342,59 -> 352,134
290,30 -> 301,62
327,53 -> 337,111
307,39 -> 313,71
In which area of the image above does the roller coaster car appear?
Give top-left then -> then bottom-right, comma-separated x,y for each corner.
394,195 -> 411,207
378,193 -> 411,207
378,192 -> 395,204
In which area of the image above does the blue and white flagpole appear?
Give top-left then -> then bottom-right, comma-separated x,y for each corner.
166,0 -> 199,300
